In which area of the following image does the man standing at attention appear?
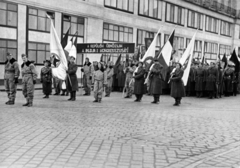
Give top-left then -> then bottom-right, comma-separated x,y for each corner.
21,54 -> 38,107
4,52 -> 20,105
82,57 -> 92,96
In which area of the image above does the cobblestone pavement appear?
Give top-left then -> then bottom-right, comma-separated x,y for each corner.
0,89 -> 240,168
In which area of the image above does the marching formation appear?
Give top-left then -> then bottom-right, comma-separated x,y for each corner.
3,50 -> 240,108
3,18 -> 240,107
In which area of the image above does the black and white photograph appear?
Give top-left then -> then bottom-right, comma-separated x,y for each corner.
0,0 -> 240,167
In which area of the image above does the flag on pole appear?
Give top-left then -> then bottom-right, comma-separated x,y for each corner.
68,36 -> 77,60
230,49 -> 240,73
140,28 -> 161,63
47,14 -> 68,80
179,32 -> 196,86
61,28 -> 70,49
100,54 -> 104,62
156,30 -> 175,81
222,53 -> 227,69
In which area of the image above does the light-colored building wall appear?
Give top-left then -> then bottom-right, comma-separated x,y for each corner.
0,0 -> 239,82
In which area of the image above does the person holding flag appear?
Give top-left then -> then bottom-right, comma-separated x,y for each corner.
169,62 -> 185,106
66,56 -> 78,101
148,58 -> 164,104
133,61 -> 145,102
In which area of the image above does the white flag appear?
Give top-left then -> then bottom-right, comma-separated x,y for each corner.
179,32 -> 196,86
47,15 -> 68,80
140,28 -> 161,63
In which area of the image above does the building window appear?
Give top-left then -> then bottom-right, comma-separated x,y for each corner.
28,8 -> 54,32
219,44 -> 231,57
165,3 -> 184,25
187,10 -> 203,30
220,21 -> 232,37
102,23 -> 133,63
62,14 -> 85,66
205,16 -> 219,34
63,15 -> 84,37
104,0 -> 134,13
103,23 -> 133,43
28,42 -> 50,64
0,2 -> 17,27
0,39 -> 17,63
137,29 -> 161,47
186,38 -> 202,58
139,0 -> 162,19
204,42 -> 218,60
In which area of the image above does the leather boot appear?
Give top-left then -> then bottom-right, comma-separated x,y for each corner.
8,99 -> 15,105
151,95 -> 157,104
68,92 -> 73,101
71,92 -> 76,101
23,99 -> 29,106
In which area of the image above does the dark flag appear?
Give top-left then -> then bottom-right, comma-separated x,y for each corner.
100,54 -> 104,62
222,53 -> 228,69
114,54 -> 122,74
61,27 -> 70,49
107,55 -> 111,63
230,49 -> 239,73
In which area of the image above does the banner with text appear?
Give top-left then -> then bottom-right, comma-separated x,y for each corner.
77,43 -> 135,54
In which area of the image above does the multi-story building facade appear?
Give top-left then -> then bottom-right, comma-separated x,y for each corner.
0,0 -> 239,83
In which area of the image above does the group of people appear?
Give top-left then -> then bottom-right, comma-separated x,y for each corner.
4,51 -> 239,107
4,53 -> 37,107
185,60 -> 239,99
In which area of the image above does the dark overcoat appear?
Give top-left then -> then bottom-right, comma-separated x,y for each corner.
134,66 -> 145,95
67,63 -> 79,92
205,67 -> 219,91
117,64 -> 125,87
41,67 -> 52,95
170,68 -> 185,98
149,63 -> 163,95
224,67 -> 234,92
195,67 -> 205,91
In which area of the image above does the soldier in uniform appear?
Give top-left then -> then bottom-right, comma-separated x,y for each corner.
117,61 -> 125,92
124,59 -> 136,98
92,62 -> 107,103
205,62 -> 219,99
21,54 -> 38,107
105,61 -> 114,97
40,60 -> 52,98
170,63 -> 185,106
133,61 -> 145,102
223,61 -> 235,97
149,58 -> 163,104
81,57 -> 92,96
4,53 -> 20,105
66,56 -> 78,101
195,62 -> 205,98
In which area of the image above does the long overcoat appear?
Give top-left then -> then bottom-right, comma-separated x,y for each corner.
67,63 -> 79,92
133,66 -> 145,95
149,63 -> 163,95
170,68 -> 185,98
205,66 -> 219,91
